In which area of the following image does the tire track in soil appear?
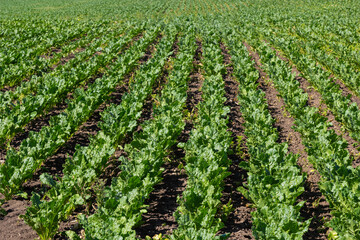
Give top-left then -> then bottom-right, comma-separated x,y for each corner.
0,32 -> 155,240
244,42 -> 330,240
136,39 -> 203,239
270,47 -> 360,167
217,43 -> 254,240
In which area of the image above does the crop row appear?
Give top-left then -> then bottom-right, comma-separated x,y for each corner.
0,21 -> 93,88
0,25 -> 158,201
265,30 -> 360,144
20,24 -> 176,240
171,30 -> 231,239
224,32 -> 310,239
1,21 -> 117,90
0,25 -> 143,145
77,25 -> 197,240
0,23 -> 132,114
253,39 -> 360,239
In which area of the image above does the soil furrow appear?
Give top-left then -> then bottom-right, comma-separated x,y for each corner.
217,43 -> 253,239
0,48 -> 86,94
243,42 -> 330,239
0,74 -> 130,240
0,33 -> 90,93
332,76 -> 360,108
136,39 -> 203,239
0,199 -> 37,240
1,32 -> 98,94
51,34 -> 165,239
98,33 -> 165,187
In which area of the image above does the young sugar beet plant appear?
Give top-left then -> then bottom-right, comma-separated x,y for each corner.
0,21 -> 128,114
0,20 -> 90,88
0,25 -> 158,201
0,24 -> 143,145
253,38 -> 360,239
266,30 -> 360,144
290,26 -> 360,98
170,30 -> 232,239
224,31 -> 310,239
0,21 -> 109,89
75,26 -> 197,240
20,25 -> 177,240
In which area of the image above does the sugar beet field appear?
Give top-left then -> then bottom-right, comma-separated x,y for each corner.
1,0 -> 360,239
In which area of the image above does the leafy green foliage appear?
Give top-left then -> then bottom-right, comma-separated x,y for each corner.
80,25 -> 197,239
19,26 -> 170,239
171,29 -> 232,240
225,32 -> 310,239
246,33 -> 360,239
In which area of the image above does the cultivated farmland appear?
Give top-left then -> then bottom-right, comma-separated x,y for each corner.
1,0 -> 360,239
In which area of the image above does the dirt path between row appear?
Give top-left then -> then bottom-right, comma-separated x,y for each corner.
218,42 -> 253,240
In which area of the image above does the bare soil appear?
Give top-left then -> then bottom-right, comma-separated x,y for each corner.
217,43 -> 254,239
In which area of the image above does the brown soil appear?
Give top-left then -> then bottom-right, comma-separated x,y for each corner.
330,78 -> 360,166
151,37 -> 180,99
0,85 -> 17,92
41,33 -> 87,60
0,32 -> 147,157
217,43 -> 254,239
7,38 -> 92,94
136,39 -> 203,238
244,42 -> 330,239
297,73 -> 360,164
0,99 -> 70,165
0,81 -> 129,240
0,35 -> 87,93
0,199 -> 37,240
134,34 -> 164,130
136,160 -> 187,239
0,48 -> 83,94
51,35 -> 161,238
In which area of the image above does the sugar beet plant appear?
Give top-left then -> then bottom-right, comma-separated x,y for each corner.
0,25 -> 143,145
78,25 -> 197,239
0,24 -> 154,201
225,31 -> 310,239
253,38 -> 360,240
0,21 -> 127,115
2,0 -> 360,240
171,30 -> 232,239
20,24 -> 178,240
